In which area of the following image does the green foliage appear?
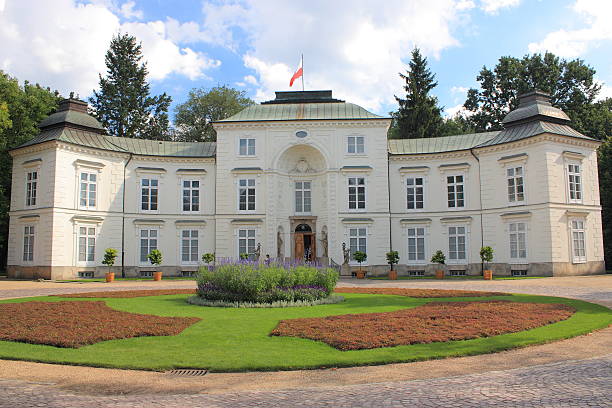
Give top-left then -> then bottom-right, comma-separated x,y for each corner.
480,246 -> 494,263
174,85 -> 254,142
431,250 -> 446,264
0,71 -> 60,269
147,249 -> 163,266
599,138 -> 612,268
353,251 -> 367,264
239,253 -> 249,260
392,48 -> 443,139
386,250 -> 399,266
89,33 -> 172,140
202,253 -> 215,264
464,52 -> 601,132
196,262 -> 338,304
186,295 -> 345,308
102,248 -> 118,267
439,115 -> 475,136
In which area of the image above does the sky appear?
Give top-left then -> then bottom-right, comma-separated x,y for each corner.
0,0 -> 611,119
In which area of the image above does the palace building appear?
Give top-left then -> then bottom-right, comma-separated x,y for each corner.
6,90 -> 604,279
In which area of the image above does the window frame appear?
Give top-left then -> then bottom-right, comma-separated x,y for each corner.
139,228 -> 159,265
25,170 -> 38,208
181,179 -> 201,213
294,180 -> 312,215
180,229 -> 200,265
508,221 -> 528,263
347,135 -> 365,155
506,165 -> 525,204
447,225 -> 468,264
570,218 -> 587,264
140,177 -> 160,213
238,137 -> 256,156
406,176 -> 425,210
22,225 -> 35,263
238,178 -> 256,212
567,162 -> 583,203
237,228 -> 257,258
406,225 -> 427,264
78,171 -> 98,210
348,227 -> 368,265
77,225 -> 97,266
446,174 -> 465,209
347,176 -> 367,212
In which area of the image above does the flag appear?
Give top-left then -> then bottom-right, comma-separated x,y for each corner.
289,57 -> 303,87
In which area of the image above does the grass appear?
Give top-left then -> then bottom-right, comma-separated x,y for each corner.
0,292 -> 609,372
367,276 -> 548,280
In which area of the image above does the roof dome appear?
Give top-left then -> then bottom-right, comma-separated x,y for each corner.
38,98 -> 105,133
502,90 -> 570,127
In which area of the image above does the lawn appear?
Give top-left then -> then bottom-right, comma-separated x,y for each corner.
0,292 -> 609,372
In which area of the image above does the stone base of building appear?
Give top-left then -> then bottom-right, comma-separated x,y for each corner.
7,265 -> 201,280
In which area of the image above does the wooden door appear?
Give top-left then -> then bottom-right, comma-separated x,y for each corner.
295,234 -> 304,260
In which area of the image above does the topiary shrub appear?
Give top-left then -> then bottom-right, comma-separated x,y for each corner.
194,260 -> 339,305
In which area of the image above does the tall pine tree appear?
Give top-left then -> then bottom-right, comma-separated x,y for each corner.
89,33 -> 171,140
392,48 -> 443,139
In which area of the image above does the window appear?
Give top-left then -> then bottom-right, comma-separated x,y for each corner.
238,229 -> 256,257
406,177 -> 424,209
507,166 -> 524,203
141,179 -> 158,211
450,270 -> 466,276
570,219 -> 586,263
568,164 -> 582,202
25,171 -> 37,207
238,179 -> 256,211
79,172 -> 97,208
349,228 -> 367,260
447,175 -> 465,208
140,271 -> 154,278
348,177 -> 366,210
78,226 -> 96,263
23,226 -> 34,262
295,181 -> 312,213
181,230 -> 199,263
140,229 -> 158,263
408,270 -> 424,276
239,138 -> 256,156
509,222 -> 527,260
407,227 -> 426,261
78,271 -> 94,279
512,270 -> 527,277
347,136 -> 364,154
448,226 -> 467,261
182,180 -> 200,212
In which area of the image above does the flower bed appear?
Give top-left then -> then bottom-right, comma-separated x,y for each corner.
334,287 -> 507,298
271,300 -> 575,350
57,289 -> 196,298
186,294 -> 345,308
195,261 -> 338,305
0,301 -> 200,348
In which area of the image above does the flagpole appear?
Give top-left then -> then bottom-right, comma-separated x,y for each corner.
301,54 -> 304,92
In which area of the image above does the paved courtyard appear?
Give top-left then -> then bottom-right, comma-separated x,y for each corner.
0,275 -> 610,407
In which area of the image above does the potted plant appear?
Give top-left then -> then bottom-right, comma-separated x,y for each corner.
202,252 -> 215,270
147,249 -> 163,281
239,253 -> 249,261
431,250 -> 446,279
353,251 -> 367,279
386,250 -> 399,280
480,246 -> 494,280
102,248 -> 118,283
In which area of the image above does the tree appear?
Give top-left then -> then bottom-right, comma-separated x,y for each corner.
392,48 -> 443,139
599,137 -> 612,269
89,33 -> 172,140
173,86 -> 254,142
439,115 -> 475,136
0,71 -> 60,270
464,52 -> 601,132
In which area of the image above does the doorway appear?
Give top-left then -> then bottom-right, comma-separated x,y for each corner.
294,223 -> 316,262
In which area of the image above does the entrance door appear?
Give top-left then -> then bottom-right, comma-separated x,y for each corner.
295,234 -> 304,260
294,223 -> 316,262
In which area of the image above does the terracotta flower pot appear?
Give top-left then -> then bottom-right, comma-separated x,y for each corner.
153,271 -> 163,281
483,270 -> 493,280
388,270 -> 397,280
356,270 -> 366,279
435,270 -> 444,279
105,272 -> 115,283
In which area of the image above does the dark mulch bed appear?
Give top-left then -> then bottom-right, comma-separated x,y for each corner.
335,287 -> 507,298
271,301 -> 575,350
56,289 -> 196,298
0,301 -> 200,348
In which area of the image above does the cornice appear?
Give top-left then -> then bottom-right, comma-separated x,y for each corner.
9,140 -> 57,157
389,151 -> 473,162
132,155 -> 215,164
214,120 -> 390,130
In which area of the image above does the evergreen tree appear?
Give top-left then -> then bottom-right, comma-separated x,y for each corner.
392,48 -> 443,139
89,33 -> 172,140
174,86 -> 254,142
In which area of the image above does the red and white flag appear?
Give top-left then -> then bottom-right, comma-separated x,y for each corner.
289,56 -> 303,87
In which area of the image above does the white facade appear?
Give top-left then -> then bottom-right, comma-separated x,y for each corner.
7,91 -> 605,279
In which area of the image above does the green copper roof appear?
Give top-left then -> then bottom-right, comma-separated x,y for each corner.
217,102 -> 386,122
388,132 -> 498,154
38,109 -> 105,132
14,128 -> 216,157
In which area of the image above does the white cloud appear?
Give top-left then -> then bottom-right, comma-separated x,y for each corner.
202,0 -> 472,113
595,78 -> 612,101
119,1 -> 142,20
243,75 -> 258,86
0,0 -> 219,97
444,103 -> 467,117
479,0 -> 520,14
528,0 -> 612,57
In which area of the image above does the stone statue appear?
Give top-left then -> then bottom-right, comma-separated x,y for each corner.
277,230 -> 284,259
255,243 -> 261,261
342,242 -> 350,265
320,230 -> 329,257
